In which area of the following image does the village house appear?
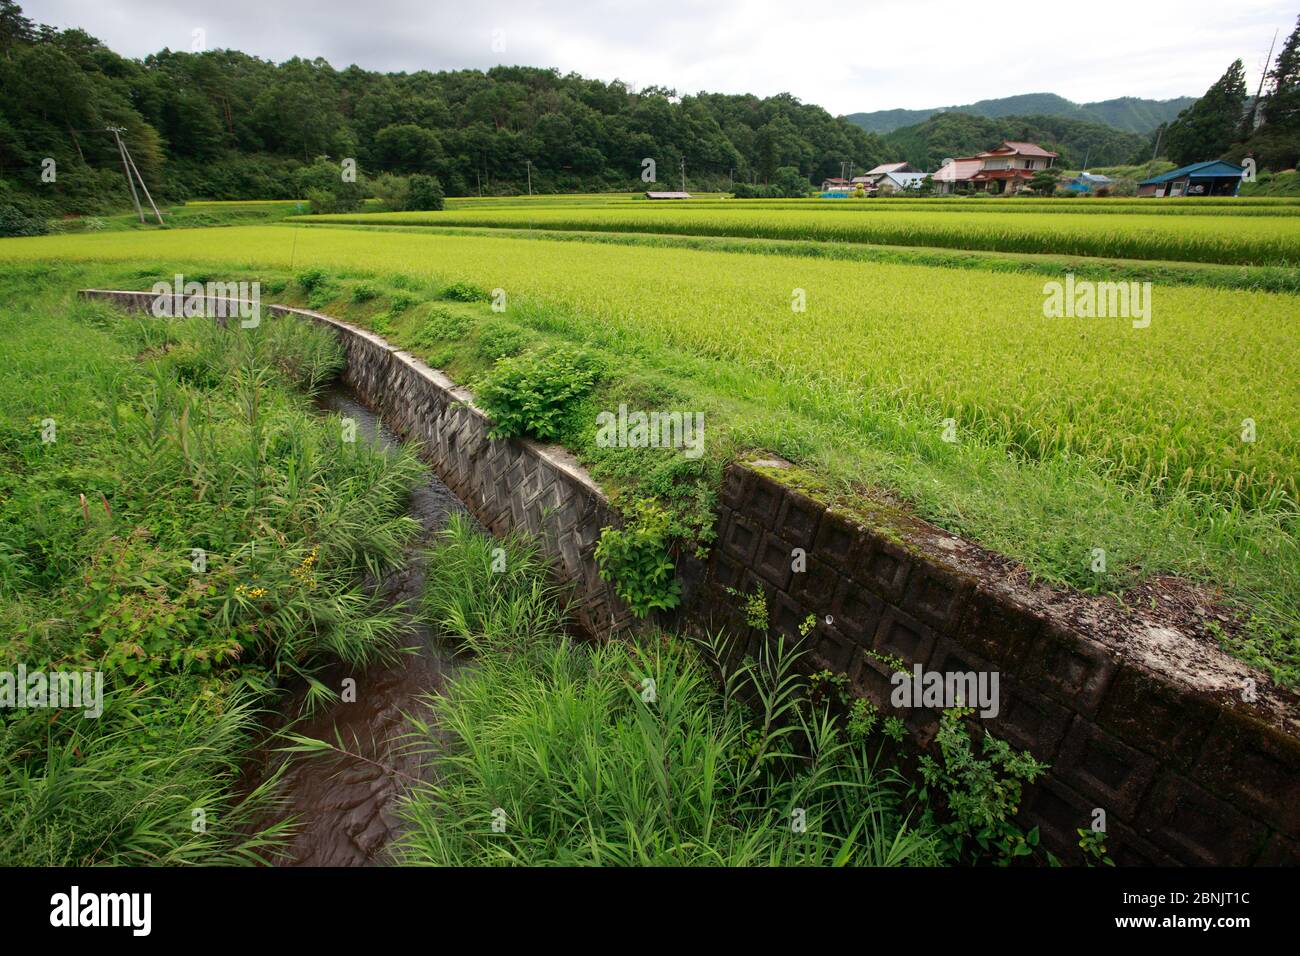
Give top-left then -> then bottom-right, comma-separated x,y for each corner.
820,176 -> 851,192
860,162 -> 921,187
931,141 -> 1058,195
930,156 -> 983,194
875,170 -> 928,194
1136,160 -> 1245,197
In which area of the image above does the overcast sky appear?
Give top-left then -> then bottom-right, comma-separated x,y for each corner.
24,0 -> 1297,114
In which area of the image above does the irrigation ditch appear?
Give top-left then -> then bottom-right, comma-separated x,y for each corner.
80,288 -> 1300,866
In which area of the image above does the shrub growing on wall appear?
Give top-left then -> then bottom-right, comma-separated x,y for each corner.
475,346 -> 603,441
595,498 -> 682,617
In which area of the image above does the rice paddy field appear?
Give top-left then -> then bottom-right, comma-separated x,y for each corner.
1,192 -> 1297,681
304,202 -> 1300,265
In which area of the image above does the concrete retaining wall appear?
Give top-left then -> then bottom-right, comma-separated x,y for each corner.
699,459 -> 1300,866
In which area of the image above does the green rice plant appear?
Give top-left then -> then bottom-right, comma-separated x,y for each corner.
303,204 -> 1300,266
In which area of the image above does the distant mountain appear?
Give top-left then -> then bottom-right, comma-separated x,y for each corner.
881,112 -> 1149,171
847,93 -> 1196,135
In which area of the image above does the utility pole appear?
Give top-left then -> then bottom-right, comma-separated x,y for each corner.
123,139 -> 164,225
109,126 -> 144,223
525,159 -> 532,195
1150,126 -> 1164,163
680,156 -> 686,193
1247,28 -> 1280,132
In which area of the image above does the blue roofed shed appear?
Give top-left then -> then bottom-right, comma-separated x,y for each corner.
1137,160 -> 1245,197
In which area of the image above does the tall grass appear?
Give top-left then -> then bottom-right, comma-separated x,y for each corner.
0,275 -> 425,863
395,515 -> 942,866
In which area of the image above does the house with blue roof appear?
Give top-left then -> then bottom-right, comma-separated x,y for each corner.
1137,160 -> 1245,198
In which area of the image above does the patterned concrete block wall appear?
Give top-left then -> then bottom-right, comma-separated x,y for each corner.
80,291 -> 636,638
270,305 -> 638,639
702,461 -> 1300,866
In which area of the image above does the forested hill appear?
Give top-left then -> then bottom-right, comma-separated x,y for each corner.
0,1 -> 886,210
848,93 -> 1196,135
882,111 -> 1149,169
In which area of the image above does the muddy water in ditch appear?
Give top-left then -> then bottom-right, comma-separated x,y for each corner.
240,384 -> 476,866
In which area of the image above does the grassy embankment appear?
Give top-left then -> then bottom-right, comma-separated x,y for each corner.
0,268 -> 424,863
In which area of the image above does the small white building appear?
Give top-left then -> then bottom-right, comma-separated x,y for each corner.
876,171 -> 928,194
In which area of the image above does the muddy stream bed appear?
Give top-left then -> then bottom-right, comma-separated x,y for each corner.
240,384 -> 477,866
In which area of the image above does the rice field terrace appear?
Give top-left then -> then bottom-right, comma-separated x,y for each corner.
3,205 -> 1295,683
444,194 -> 1300,215
302,202 -> 1300,266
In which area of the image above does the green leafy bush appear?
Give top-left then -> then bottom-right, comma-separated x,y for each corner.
476,321 -> 532,360
351,281 -> 380,303
407,174 -> 446,211
297,157 -> 364,214
475,346 -> 602,441
595,498 -> 681,617
440,279 -> 488,302
913,707 -> 1049,865
411,305 -> 472,346
370,172 -> 411,212
0,201 -> 50,237
296,268 -> 329,293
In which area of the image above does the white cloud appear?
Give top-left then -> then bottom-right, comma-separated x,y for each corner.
24,0 -> 1297,113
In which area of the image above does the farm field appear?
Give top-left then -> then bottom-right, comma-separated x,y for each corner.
302,202 -> 1300,265
443,194 -> 1300,215
3,215 -> 1296,681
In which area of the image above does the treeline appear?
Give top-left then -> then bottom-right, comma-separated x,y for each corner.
0,0 -> 887,215
882,111 -> 1150,170
1153,19 -> 1300,172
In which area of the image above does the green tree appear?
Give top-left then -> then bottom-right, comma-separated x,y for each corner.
1028,167 -> 1061,195
406,173 -> 444,210
1262,16 -> 1300,134
297,155 -> 364,213
1163,60 -> 1248,165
